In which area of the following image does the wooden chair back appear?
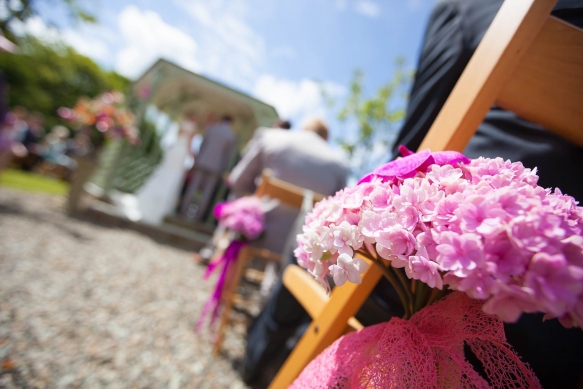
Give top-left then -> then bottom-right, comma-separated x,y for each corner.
419,4 -> 583,152
283,264 -> 363,334
268,0 -> 583,387
212,169 -> 325,355
256,169 -> 325,208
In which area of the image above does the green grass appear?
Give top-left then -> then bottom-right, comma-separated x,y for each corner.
0,169 -> 69,195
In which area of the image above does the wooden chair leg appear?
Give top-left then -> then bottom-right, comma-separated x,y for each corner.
212,246 -> 251,356
268,258 -> 382,389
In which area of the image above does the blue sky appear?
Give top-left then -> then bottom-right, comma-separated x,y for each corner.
22,0 -> 435,170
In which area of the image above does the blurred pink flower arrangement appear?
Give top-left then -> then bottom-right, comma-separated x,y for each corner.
295,146 -> 583,327
197,196 -> 267,331
214,196 -> 266,241
58,91 -> 139,146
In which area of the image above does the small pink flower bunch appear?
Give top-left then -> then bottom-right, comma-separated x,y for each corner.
295,146 -> 583,327
214,196 -> 265,241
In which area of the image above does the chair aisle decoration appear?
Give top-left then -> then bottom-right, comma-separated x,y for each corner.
290,145 -> 583,388
196,196 -> 272,331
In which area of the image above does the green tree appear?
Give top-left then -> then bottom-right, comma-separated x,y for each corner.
331,59 -> 412,179
0,36 -> 129,129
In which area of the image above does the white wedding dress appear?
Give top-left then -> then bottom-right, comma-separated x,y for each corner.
113,121 -> 196,225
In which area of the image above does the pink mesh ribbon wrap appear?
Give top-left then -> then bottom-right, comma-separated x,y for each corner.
290,292 -> 541,389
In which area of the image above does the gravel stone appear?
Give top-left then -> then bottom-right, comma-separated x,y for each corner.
0,188 -> 254,389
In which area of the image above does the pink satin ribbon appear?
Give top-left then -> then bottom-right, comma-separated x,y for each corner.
196,240 -> 248,332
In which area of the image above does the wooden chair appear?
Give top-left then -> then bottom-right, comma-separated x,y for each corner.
212,169 -> 325,355
268,0 -> 583,387
283,264 -> 364,335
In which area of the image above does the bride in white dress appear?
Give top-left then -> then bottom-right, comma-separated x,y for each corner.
114,114 -> 198,224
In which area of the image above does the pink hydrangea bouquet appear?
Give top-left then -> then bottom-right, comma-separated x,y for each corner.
291,146 -> 583,388
296,145 -> 583,325
213,196 -> 265,241
197,196 -> 267,331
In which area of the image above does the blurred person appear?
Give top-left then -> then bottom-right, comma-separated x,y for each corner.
0,32 -> 17,171
114,110 -> 200,224
393,0 -> 583,202
0,113 -> 24,171
0,108 -> 30,171
241,119 -> 292,156
42,126 -> 70,157
0,123 -> 12,171
273,119 -> 291,130
228,118 -> 347,255
37,126 -> 75,180
386,1 -> 583,388
11,106 -> 28,143
233,119 -> 348,385
194,118 -> 294,264
177,112 -> 217,206
19,111 -> 45,171
179,114 -> 236,222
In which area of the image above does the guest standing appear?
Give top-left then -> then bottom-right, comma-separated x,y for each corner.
180,115 -> 236,222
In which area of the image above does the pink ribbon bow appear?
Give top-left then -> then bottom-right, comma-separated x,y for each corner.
358,145 -> 471,184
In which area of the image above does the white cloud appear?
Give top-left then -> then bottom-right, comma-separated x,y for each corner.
115,5 -> 202,78
61,29 -> 110,62
10,17 -> 109,64
354,0 -> 381,18
9,16 -> 60,42
253,74 -> 345,127
175,0 -> 265,89
11,8 -> 202,80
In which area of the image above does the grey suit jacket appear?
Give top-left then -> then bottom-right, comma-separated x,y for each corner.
228,129 -> 349,253
196,122 -> 236,173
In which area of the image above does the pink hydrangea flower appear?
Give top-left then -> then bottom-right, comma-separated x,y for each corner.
524,252 -> 583,316
329,253 -> 370,286
405,246 -> 443,289
377,229 -> 417,259
331,221 -> 363,256
214,196 -> 266,240
435,231 -> 484,277
294,147 -> 583,327
302,226 -> 331,262
482,283 -> 539,322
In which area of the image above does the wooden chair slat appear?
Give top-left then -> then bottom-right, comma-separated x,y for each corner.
497,17 -> 583,147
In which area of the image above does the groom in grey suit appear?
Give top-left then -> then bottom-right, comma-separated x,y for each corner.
180,115 -> 236,221
228,118 -> 348,256
231,119 -> 348,385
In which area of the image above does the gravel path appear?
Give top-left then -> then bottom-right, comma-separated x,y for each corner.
0,188 -> 251,389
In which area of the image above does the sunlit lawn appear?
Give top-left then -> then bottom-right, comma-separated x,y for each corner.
0,169 -> 69,195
